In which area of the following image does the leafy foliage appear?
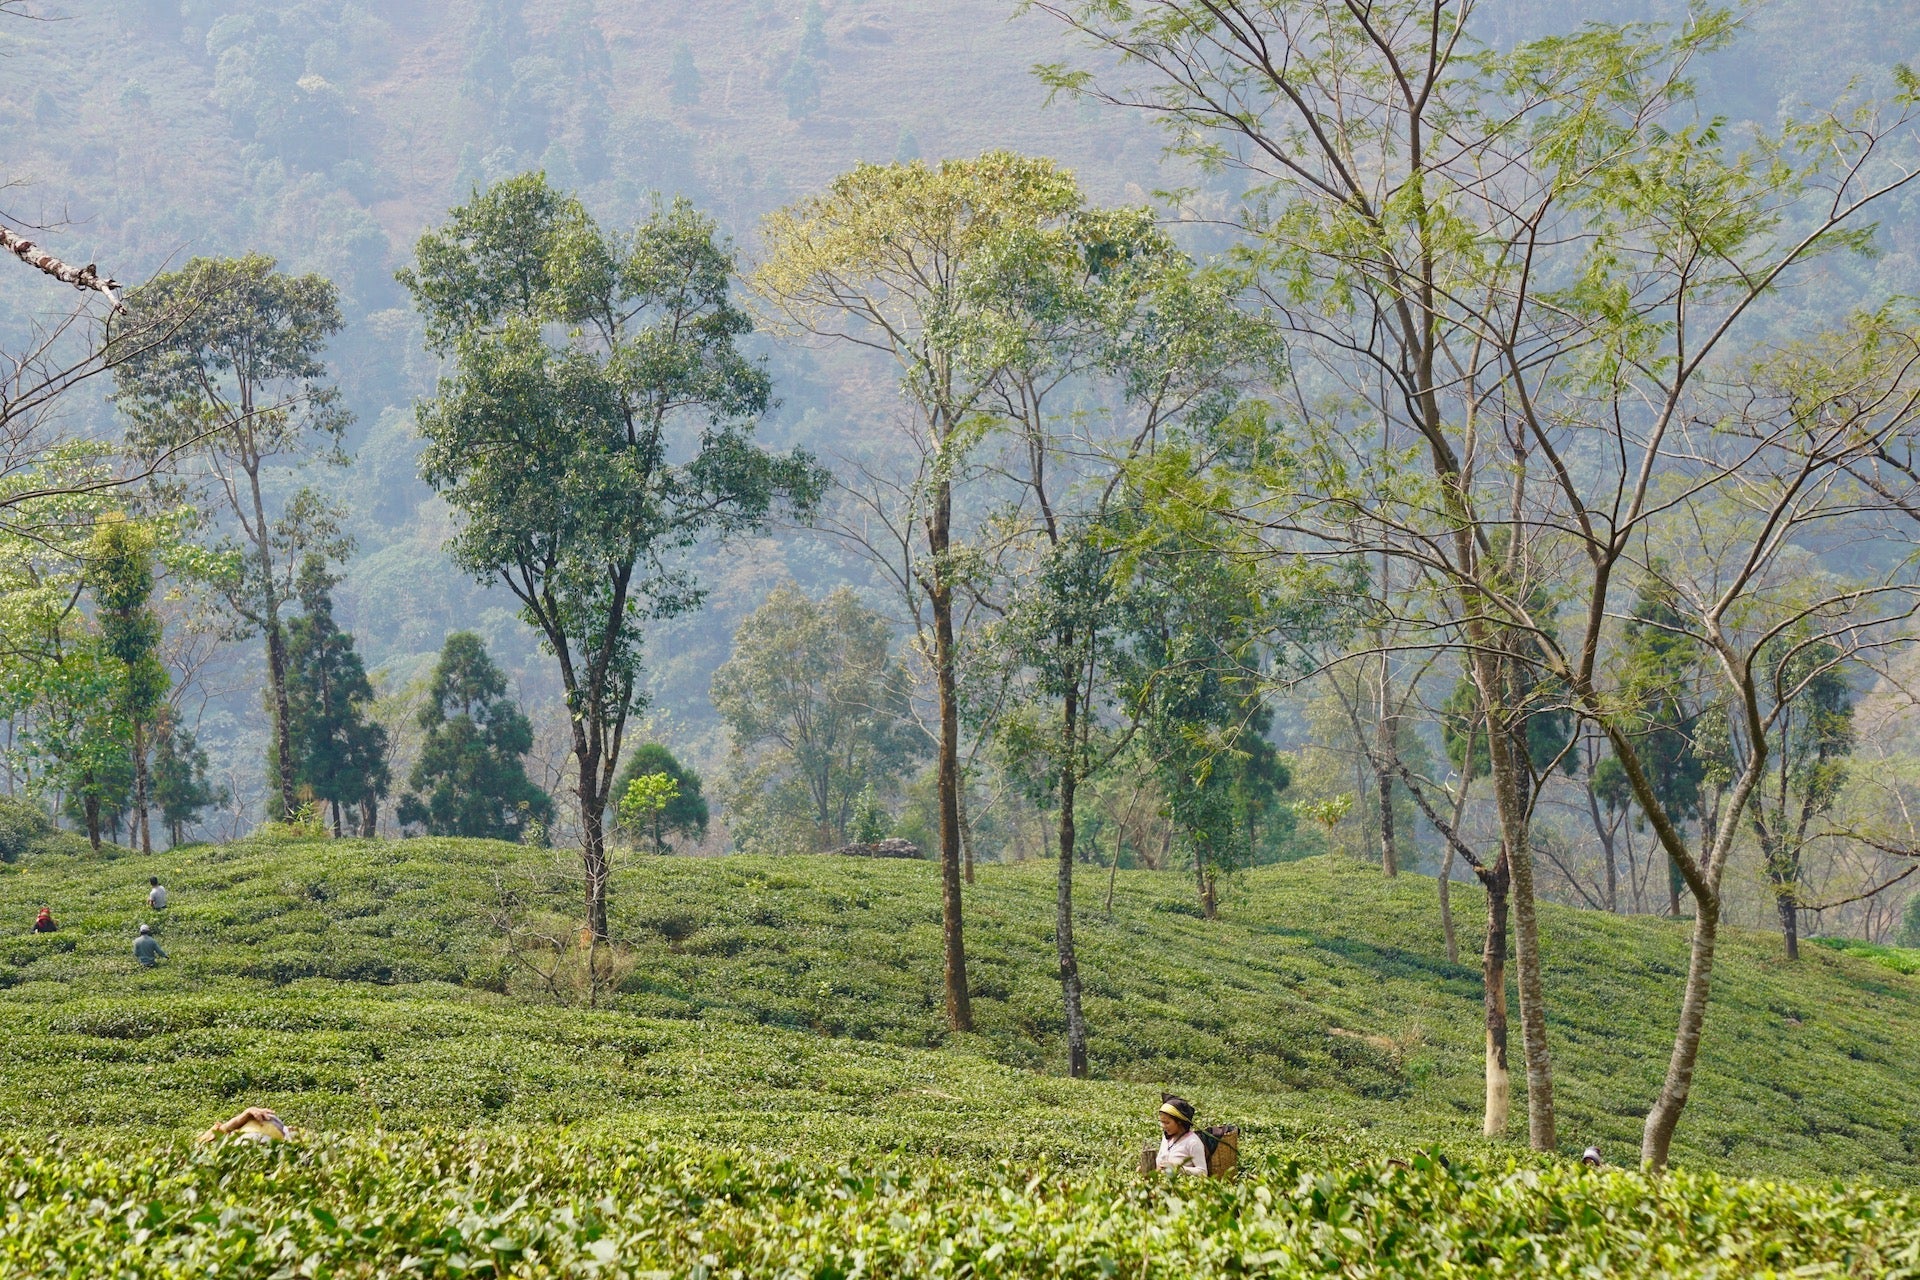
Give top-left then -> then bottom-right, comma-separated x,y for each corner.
714,585 -> 920,854
609,742 -> 707,854
395,633 -> 550,842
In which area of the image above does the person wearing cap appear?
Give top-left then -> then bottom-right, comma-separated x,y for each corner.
133,923 -> 167,967
1155,1096 -> 1209,1175
31,906 -> 56,933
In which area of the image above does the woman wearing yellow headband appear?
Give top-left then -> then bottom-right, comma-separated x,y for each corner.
1154,1095 -> 1208,1175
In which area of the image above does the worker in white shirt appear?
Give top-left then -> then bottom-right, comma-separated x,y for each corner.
1154,1096 -> 1209,1175
148,876 -> 168,910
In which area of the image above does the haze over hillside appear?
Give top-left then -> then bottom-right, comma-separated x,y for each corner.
5,0 -> 1920,835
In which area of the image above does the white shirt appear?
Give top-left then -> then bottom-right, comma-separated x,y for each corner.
148,885 -> 167,909
1157,1130 -> 1209,1175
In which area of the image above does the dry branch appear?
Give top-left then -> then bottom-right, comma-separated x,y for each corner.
1,226 -> 123,312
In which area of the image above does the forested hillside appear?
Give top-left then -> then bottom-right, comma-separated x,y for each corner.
6,0 -> 1919,826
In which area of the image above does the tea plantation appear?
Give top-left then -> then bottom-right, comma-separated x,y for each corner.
3,826 -> 1919,1276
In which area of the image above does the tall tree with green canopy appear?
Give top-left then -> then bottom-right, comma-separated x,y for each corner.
752,151 -> 1088,1034
713,584 -> 919,854
610,742 -> 708,854
113,253 -> 350,823
396,631 -> 551,842
402,174 -> 822,940
1033,0 -> 1920,1167
283,556 -> 389,838
83,514 -> 168,854
972,195 -> 1285,1075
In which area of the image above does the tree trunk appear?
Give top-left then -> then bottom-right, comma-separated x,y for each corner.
930,477 -> 972,1032
1439,841 -> 1458,965
131,718 -> 152,855
1057,689 -> 1088,1078
1776,886 -> 1800,961
265,616 -> 297,821
1375,648 -> 1397,876
330,799 -> 343,838
1480,687 -> 1556,1152
83,789 -> 101,851
1376,763 -> 1397,876
1642,890 -> 1721,1169
1668,855 -> 1682,918
574,739 -> 613,942
359,794 -> 377,838
1479,852 -> 1512,1138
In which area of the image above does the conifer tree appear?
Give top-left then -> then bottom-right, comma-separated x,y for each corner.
396,632 -> 551,841
283,556 -> 389,837
150,706 -> 221,847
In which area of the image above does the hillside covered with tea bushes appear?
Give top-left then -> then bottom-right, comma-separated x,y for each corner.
2,828 -> 1918,1185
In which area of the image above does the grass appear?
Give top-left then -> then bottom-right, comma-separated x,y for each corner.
3,829 -> 1920,1275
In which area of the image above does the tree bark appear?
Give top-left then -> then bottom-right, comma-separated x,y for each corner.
578,750 -> 611,942
1057,687 -> 1088,1077
1478,679 -> 1556,1152
359,794 -> 377,838
1375,648 -> 1397,876
83,789 -> 101,852
265,616 -> 297,821
1776,885 -> 1800,961
0,226 -> 123,310
1479,851 -> 1512,1138
131,719 -> 152,855
929,475 -> 972,1033
1642,889 -> 1720,1169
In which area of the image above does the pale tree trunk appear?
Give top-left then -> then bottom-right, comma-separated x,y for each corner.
246,462 -> 298,823
958,772 -> 976,885
1480,851 -> 1512,1138
1474,658 -> 1556,1152
1375,649 -> 1397,876
0,226 -> 123,310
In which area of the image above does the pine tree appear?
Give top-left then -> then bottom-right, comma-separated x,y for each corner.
283,556 -> 390,837
151,706 -> 222,847
396,632 -> 552,841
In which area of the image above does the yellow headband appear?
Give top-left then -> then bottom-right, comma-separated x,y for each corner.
1159,1102 -> 1192,1124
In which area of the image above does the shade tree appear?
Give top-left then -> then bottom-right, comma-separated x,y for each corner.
114,253 -> 351,823
283,556 -> 389,838
402,174 -> 823,940
713,584 -> 919,854
610,742 -> 708,854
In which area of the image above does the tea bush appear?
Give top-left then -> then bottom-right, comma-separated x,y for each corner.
4,1132 -> 1918,1279
3,830 -> 1920,1275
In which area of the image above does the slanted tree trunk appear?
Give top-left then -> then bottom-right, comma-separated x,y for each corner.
0,226 -> 123,310
1057,685 -> 1088,1077
1642,887 -> 1721,1168
928,473 -> 972,1033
